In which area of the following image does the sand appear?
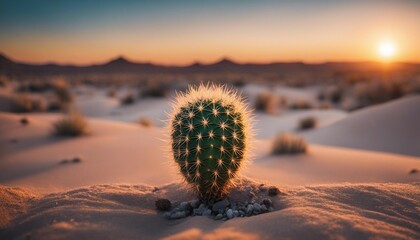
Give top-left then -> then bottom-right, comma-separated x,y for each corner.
304,95 -> 420,157
1,90 -> 419,239
0,182 -> 418,240
1,112 -> 418,193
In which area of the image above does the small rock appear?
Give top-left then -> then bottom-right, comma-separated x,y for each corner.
190,199 -> 200,208
259,184 -> 268,192
239,210 -> 245,217
10,138 -> 18,143
179,202 -> 189,211
233,210 -> 239,217
20,118 -> 29,125
169,211 -> 186,219
226,209 -> 234,219
155,198 -> 171,211
268,186 -> 280,196
164,212 -> 171,218
246,204 -> 254,215
261,204 -> 267,212
212,198 -> 229,212
152,187 -> 159,192
268,207 -> 274,212
194,204 -> 206,215
409,169 -> 418,174
261,198 -> 273,208
60,159 -> 70,164
253,203 -> 262,214
215,213 -> 223,220
72,157 -> 82,163
203,209 -> 212,216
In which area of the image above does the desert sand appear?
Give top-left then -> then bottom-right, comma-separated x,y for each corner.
1,90 -> 419,239
304,95 -> 420,157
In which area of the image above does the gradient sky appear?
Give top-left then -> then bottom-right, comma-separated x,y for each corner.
0,0 -> 419,65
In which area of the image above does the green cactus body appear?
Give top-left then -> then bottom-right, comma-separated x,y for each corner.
170,85 -> 250,201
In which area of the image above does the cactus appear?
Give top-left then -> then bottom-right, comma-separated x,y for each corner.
170,85 -> 251,201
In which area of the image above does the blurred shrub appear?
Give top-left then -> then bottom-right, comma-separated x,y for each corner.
349,80 -> 404,110
121,93 -> 135,105
289,100 -> 313,110
137,117 -> 153,127
52,80 -> 73,103
255,92 -> 280,114
53,110 -> 88,137
141,85 -> 167,98
107,88 -> 117,98
11,94 -> 45,113
17,81 -> 52,93
47,100 -> 65,112
272,133 -> 307,155
318,86 -> 344,104
298,116 -> 317,130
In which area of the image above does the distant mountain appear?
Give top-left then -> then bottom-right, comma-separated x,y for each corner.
0,53 -> 419,77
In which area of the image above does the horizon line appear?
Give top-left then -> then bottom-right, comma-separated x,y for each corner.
2,52 -> 419,67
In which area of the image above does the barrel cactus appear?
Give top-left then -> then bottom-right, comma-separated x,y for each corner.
170,84 -> 251,201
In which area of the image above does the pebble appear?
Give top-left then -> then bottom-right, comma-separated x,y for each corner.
259,185 -> 268,192
233,210 -> 239,217
246,204 -> 254,215
161,184 -> 279,221
253,203 -> 262,214
203,209 -> 212,216
268,186 -> 280,196
261,204 -> 267,212
212,198 -> 229,212
155,198 -> 171,211
190,199 -> 200,208
169,211 -> 187,219
226,209 -> 234,219
261,198 -> 273,208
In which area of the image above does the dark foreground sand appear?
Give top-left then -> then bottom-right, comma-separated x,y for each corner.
1,181 -> 419,240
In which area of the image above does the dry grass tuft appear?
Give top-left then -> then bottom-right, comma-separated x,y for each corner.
52,80 -> 73,103
272,133 -> 307,154
289,100 -> 313,110
137,117 -> 153,127
53,110 -> 88,137
11,94 -> 45,113
298,116 -> 317,130
254,92 -> 280,114
120,93 -> 135,105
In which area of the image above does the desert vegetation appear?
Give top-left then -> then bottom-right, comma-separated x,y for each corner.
298,116 -> 317,130
11,94 -> 45,113
170,85 -> 250,201
272,133 -> 307,154
53,110 -> 88,137
289,100 -> 313,110
120,93 -> 135,105
254,91 -> 280,114
137,117 -> 153,127
52,80 -> 73,104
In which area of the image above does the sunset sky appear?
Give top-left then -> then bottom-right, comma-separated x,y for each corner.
0,0 -> 419,65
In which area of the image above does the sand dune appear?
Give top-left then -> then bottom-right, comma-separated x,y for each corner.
1,182 -> 418,240
1,113 -> 418,194
304,95 -> 420,157
0,112 -> 176,193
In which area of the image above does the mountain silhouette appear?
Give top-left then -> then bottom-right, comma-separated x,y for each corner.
0,53 -> 419,77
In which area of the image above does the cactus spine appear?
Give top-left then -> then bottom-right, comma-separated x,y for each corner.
170,85 -> 251,201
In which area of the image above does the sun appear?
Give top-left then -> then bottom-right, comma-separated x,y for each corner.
377,41 -> 396,60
